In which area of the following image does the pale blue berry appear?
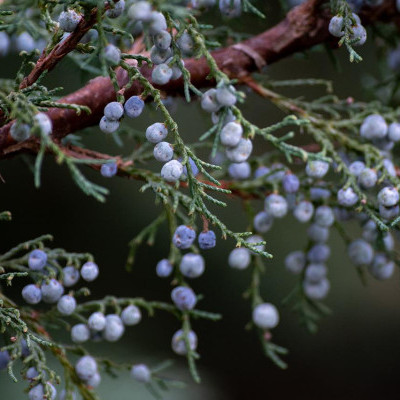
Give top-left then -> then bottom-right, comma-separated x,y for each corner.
388,122 -> 400,142
152,63 -> 173,85
99,116 -> 119,133
26,367 -> 39,380
161,159 -> 183,182
303,278 -> 330,300
59,10 -> 81,32
314,205 -> 335,227
101,162 -> 118,178
350,24 -> 367,46
28,383 -> 56,400
225,138 -> 252,163
228,162 -> 251,179
171,329 -> 197,355
148,11 -> 167,34
282,173 -> 300,193
28,249 -> 47,271
104,44 -> 121,65
153,141 -> 173,162
307,244 -> 331,263
124,96 -> 144,118
180,253 -> 205,278
171,286 -> 197,310
146,122 -> 168,143
0,350 -> 10,370
304,263 -> 327,284
87,372 -> 101,387
349,161 -> 365,176
10,122 -> 30,142
153,30 -> 171,50
348,239 -> 374,266
220,121 -> 242,147
369,253 -> 394,280
156,259 -> 173,277
104,102 -> 124,121
173,225 -> 196,249
103,314 -> 125,342
128,1 -> 152,22
360,114 -> 387,140
246,235 -> 265,253
182,157 -> 199,177
228,247 -> 250,269
216,85 -> 236,107
22,284 -> 42,304
106,0 -> 125,18
310,187 -> 331,200
252,303 -> 279,329
253,211 -> 273,233
293,200 -> 314,223
201,89 -> 221,113
337,187 -> 358,207
81,261 -> 99,282
121,305 -> 141,326
219,0 -> 242,18
383,158 -> 396,177
307,223 -> 329,243
71,324 -> 90,343
62,266 -> 80,287
377,186 -> 399,207
57,295 -> 76,316
75,355 -> 98,381
285,251 -> 306,274
131,364 -> 151,383
88,312 -> 106,331
265,194 -> 288,218
305,160 -> 329,178
177,32 -> 194,56
358,168 -> 377,188
198,230 -> 216,249
328,15 -> 344,37
34,113 -> 52,136
41,279 -> 64,303
150,45 -> 172,65
16,32 -> 35,52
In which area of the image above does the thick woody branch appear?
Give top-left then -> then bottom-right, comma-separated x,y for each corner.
0,0 -> 398,156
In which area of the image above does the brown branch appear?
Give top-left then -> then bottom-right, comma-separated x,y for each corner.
0,0 -> 398,157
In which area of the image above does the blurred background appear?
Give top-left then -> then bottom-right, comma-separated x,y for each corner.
1,2 -> 400,399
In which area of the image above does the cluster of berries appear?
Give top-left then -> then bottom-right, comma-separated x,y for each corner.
328,12 -> 367,46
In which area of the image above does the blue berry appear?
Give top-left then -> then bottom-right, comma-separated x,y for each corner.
293,200 -> 314,223
28,383 -> 56,400
358,168 -> 377,188
305,160 -> 329,178
388,122 -> 400,142
264,194 -> 288,218
170,62 -> 183,80
171,286 -> 197,310
314,205 -> 335,227
173,225 -> 196,249
88,312 -> 106,331
225,138 -> 253,162
62,266 -> 80,287
246,235 -> 265,253
121,305 -> 141,326
182,157 -> 199,177
146,122 -> 168,143
253,211 -> 273,233
103,314 -> 125,342
16,32 -> 35,52
57,295 -> 76,315
285,251 -> 306,274
153,141 -> 173,162
41,279 -> 64,303
379,204 -> 399,220
128,1 -> 152,22
254,166 -> 270,179
22,284 -> 42,304
59,10 -> 81,32
337,187 -> 358,207
99,116 -> 119,133
219,0 -> 242,18
100,162 -> 118,177
303,278 -> 330,300
148,12 -> 167,35
26,367 -> 39,380
152,63 -> 173,85
28,249 -> 47,271
71,324 -> 90,343
307,244 -> 331,263
0,350 -> 10,370
310,187 -> 331,200
161,160 -> 183,182
171,329 -> 198,355
153,30 -> 171,50
198,230 -> 216,249
201,89 -> 221,113
103,44 -> 121,65
156,259 -> 173,277
307,223 -> 329,243
350,24 -> 367,46
267,163 -> 287,183
124,96 -> 145,118
180,253 -> 205,278
106,0 -> 125,18
349,161 -> 365,177
104,102 -> 124,121
150,45 -> 172,65
360,114 -> 387,140
328,15 -> 344,37
348,239 -> 374,266
304,263 -> 327,284
383,158 -> 396,177
252,303 -> 279,330
131,364 -> 151,383
377,186 -> 399,207
75,355 -> 98,381
0,32 -> 10,56
177,32 -> 194,56
216,85 -> 237,107
228,162 -> 251,179
81,261 -> 99,282
220,121 -> 242,147
10,122 -> 31,142
87,372 -> 101,388
211,108 -> 235,125
228,247 -> 250,270
383,233 -> 394,251
369,253 -> 394,280
34,113 -> 52,136
282,173 -> 300,193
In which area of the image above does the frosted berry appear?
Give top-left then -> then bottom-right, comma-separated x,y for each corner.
303,278 -> 330,300
88,312 -> 107,331
152,63 -> 173,85
310,187 -> 331,201
171,329 -> 198,355
220,122 -> 243,147
148,12 -> 167,35
304,263 -> 327,284
131,364 -> 151,383
307,243 -> 331,263
150,45 -> 172,65
103,314 -> 125,342
379,204 -> 399,220
307,223 -> 330,243
173,225 -> 196,249
59,10 -> 81,32
41,279 -> 64,303
282,173 -> 300,193
216,85 -> 237,107
34,113 -> 52,136
182,157 -> 199,177
153,30 -> 172,50
71,324 -> 90,343
87,372 -> 101,388
22,284 -> 42,304
348,239 -> 374,266
305,160 -> 329,178
28,383 -> 56,400
103,44 -> 121,65
228,162 -> 251,179
128,1 -> 152,22
265,194 -> 288,218
99,116 -> 119,134
201,89 -> 221,113
253,211 -> 273,233
358,168 -> 377,188
124,96 -> 145,118
328,15 -> 344,37
101,162 -> 118,178
228,247 -> 251,270
104,102 -> 124,121
26,367 -> 39,380
153,141 -> 173,162
388,122 -> 400,142
377,186 -> 399,207
252,303 -> 279,330
368,253 -> 394,280
337,187 -> 358,207
314,205 -> 335,227
16,32 -> 36,53
57,295 -> 77,316
28,249 -> 47,271
171,286 -> 197,310
10,122 -> 30,142
146,122 -> 168,143
106,0 -> 125,18
75,355 -> 98,381
161,160 -> 184,182
180,253 -> 205,278
293,200 -> 314,223
121,305 -> 141,326
156,259 -> 173,277
225,138 -> 253,163
246,235 -> 265,253
350,24 -> 367,46
198,230 -> 216,249
219,0 -> 242,18
81,261 -> 99,282
177,32 -> 194,56
360,114 -> 387,140
62,266 -> 80,287
285,251 -> 306,274
349,161 -> 365,177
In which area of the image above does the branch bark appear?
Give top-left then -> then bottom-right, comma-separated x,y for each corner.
0,0 -> 398,156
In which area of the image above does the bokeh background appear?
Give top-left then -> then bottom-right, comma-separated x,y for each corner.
1,3 -> 400,399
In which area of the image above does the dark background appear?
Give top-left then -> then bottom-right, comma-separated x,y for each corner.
1,3 -> 400,399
